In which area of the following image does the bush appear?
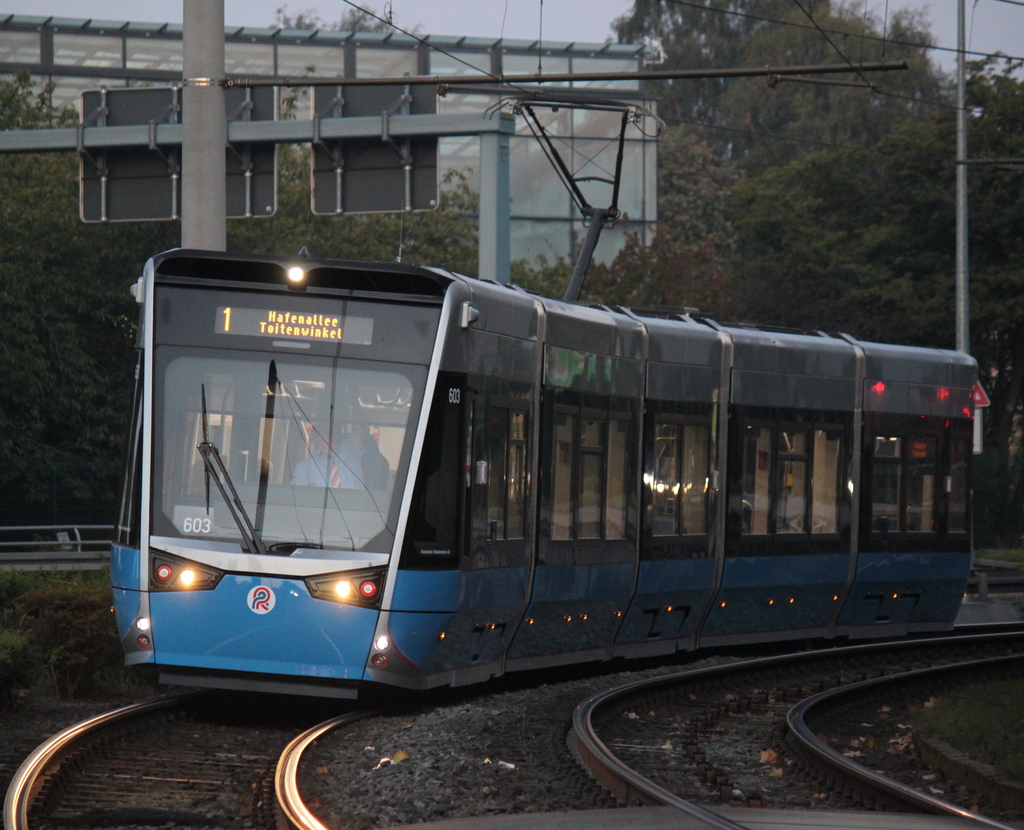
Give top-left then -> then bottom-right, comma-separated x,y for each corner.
0,570 -> 143,701
15,575 -> 124,699
0,626 -> 32,707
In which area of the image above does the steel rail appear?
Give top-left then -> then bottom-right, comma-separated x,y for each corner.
786,653 -> 1024,829
569,633 -> 1024,829
570,681 -> 751,830
3,694 -> 195,830
275,708 -> 385,830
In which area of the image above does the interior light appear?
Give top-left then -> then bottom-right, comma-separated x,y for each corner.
180,569 -> 196,587
287,266 -> 305,283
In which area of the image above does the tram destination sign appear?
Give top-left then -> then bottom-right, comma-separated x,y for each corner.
215,306 -> 374,345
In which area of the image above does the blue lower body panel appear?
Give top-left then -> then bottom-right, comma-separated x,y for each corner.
701,554 -> 849,639
508,563 -> 633,661
112,587 -> 142,640
382,568 -> 529,682
615,559 -> 715,647
837,551 -> 970,631
110,545 -> 142,590
150,574 -> 376,680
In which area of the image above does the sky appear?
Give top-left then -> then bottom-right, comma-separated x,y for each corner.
0,0 -> 1020,73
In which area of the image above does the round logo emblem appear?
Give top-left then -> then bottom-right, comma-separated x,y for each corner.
247,585 -> 276,615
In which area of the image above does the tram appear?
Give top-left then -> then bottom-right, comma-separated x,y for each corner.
110,249 -> 975,697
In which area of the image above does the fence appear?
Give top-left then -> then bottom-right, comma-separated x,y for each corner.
0,524 -> 113,570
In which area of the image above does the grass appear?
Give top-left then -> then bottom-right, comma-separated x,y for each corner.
975,549 -> 1024,567
912,679 -> 1024,782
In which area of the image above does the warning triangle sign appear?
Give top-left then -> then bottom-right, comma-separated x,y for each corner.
973,383 -> 991,408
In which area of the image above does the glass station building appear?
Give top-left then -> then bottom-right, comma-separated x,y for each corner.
0,14 -> 657,264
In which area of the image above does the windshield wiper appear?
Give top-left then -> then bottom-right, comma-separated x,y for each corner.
254,360 -> 278,538
198,384 -> 267,556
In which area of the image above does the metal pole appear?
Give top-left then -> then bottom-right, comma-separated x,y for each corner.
563,208 -> 614,303
478,115 -> 512,283
182,0 -> 226,250
956,0 -> 969,354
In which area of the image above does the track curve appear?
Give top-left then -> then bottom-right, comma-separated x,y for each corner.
3,694 -> 192,830
275,708 -> 384,830
787,653 -> 1024,828
570,633 -> 1024,828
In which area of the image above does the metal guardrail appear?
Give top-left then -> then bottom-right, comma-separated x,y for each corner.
0,525 -> 113,570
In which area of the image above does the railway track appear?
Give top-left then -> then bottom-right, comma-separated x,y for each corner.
9,632 -> 1024,830
570,632 -> 1024,829
3,691 -> 369,830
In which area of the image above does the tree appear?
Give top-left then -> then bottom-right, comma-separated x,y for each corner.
581,125 -> 740,315
274,3 -> 391,32
616,1 -> 948,170
0,73 -> 178,523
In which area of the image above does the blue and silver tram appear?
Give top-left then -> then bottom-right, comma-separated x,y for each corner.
111,249 -> 976,697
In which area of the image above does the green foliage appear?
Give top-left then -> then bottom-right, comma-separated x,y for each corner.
913,680 -> 1024,782
0,628 -> 32,706
0,571 -> 136,704
13,572 -> 124,699
617,1 -> 948,169
0,72 -> 178,524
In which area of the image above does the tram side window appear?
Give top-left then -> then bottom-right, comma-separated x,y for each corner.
741,423 -> 841,537
871,436 -> 902,532
605,420 -> 629,539
811,430 -> 841,534
742,427 -> 772,534
486,406 -> 528,541
550,411 -> 630,541
776,431 -> 808,534
906,437 -> 936,532
651,421 -> 709,536
948,437 -> 970,533
578,418 -> 604,539
552,413 -> 575,540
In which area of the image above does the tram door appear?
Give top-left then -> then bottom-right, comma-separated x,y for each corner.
457,383 -> 534,675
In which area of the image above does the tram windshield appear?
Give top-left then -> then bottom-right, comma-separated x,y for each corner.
153,352 -> 425,553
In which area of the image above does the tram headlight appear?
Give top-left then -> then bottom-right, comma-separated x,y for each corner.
286,265 -> 307,291
305,567 -> 386,609
150,552 -> 224,592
